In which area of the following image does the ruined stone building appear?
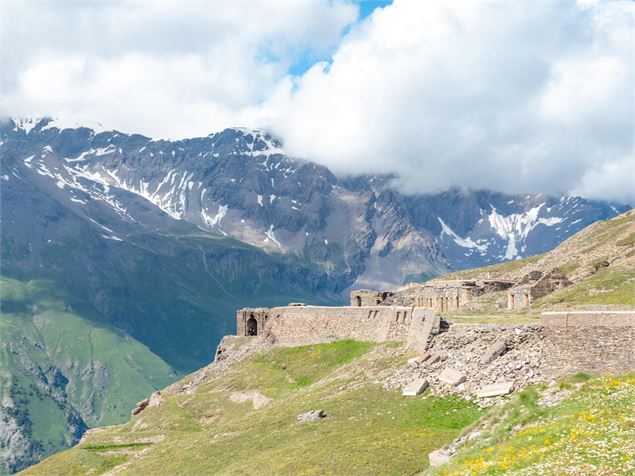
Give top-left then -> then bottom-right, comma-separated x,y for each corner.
408,280 -> 515,312
350,290 -> 395,307
507,268 -> 571,310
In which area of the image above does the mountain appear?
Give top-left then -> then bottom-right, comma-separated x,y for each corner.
20,212 -> 635,475
0,119 -> 343,473
0,116 -> 629,473
2,117 -> 628,289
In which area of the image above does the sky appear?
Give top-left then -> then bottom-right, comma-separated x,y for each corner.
1,0 -> 633,203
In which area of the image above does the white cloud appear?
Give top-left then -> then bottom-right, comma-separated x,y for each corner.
1,0 -> 358,137
269,0 -> 633,203
2,0 -> 633,203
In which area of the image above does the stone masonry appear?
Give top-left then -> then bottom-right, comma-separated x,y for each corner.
236,304 -> 440,352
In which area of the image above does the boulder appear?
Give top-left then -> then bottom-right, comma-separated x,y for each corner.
428,449 -> 451,467
148,391 -> 166,408
480,340 -> 507,365
402,378 -> 429,397
476,381 -> 514,398
297,409 -> 326,423
438,367 -> 466,386
131,398 -> 149,416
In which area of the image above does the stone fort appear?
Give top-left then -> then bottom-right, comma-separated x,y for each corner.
231,282 -> 635,381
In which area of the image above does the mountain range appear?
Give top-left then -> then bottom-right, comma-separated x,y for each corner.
0,116 -> 629,473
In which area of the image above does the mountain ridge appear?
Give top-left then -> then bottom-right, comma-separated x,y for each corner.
3,116 -> 629,291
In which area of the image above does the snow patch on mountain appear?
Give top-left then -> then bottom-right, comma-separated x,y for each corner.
264,224 -> 282,250
487,204 -> 563,259
438,217 -> 488,252
202,204 -> 228,229
41,117 -> 110,134
11,117 -> 42,134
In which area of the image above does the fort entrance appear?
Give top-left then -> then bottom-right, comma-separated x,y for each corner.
247,316 -> 258,336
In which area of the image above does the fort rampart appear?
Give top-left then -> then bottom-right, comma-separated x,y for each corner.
236,305 -> 440,351
233,307 -> 634,378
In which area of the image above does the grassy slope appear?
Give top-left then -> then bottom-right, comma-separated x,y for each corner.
430,373 -> 635,475
22,341 -> 484,476
0,276 -> 178,471
21,342 -> 635,476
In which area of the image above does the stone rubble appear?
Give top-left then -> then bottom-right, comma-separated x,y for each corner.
148,392 -> 166,408
438,367 -> 466,386
480,340 -> 507,365
476,381 -> 514,398
428,449 -> 451,467
385,324 -> 547,401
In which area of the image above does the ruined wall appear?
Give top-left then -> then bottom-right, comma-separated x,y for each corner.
350,290 -> 393,307
410,280 -> 514,312
508,269 -> 571,309
540,311 -> 635,377
236,305 -> 439,351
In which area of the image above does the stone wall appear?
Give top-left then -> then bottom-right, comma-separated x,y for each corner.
507,269 -> 571,310
236,305 -> 439,351
386,312 -> 635,399
235,305 -> 635,394
540,310 -> 635,376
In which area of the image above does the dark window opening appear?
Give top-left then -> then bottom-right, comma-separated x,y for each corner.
247,315 -> 258,336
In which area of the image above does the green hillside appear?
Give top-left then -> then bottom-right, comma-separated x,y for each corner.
20,340 -> 634,475
20,341 -> 484,475
0,276 -> 177,474
0,172 -> 343,473
430,373 -> 635,475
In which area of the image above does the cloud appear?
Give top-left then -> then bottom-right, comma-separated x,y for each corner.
269,0 -> 633,203
1,0 -> 358,137
2,0 -> 633,203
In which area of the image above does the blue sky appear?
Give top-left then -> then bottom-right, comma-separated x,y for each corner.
289,0 -> 392,76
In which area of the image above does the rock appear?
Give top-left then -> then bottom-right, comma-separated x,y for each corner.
438,367 -> 466,386
428,352 -> 443,364
229,390 -> 273,410
297,409 -> 326,423
402,378 -> 429,397
476,382 -> 514,398
480,340 -> 507,365
148,392 -> 165,408
131,398 -> 149,416
428,449 -> 451,467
